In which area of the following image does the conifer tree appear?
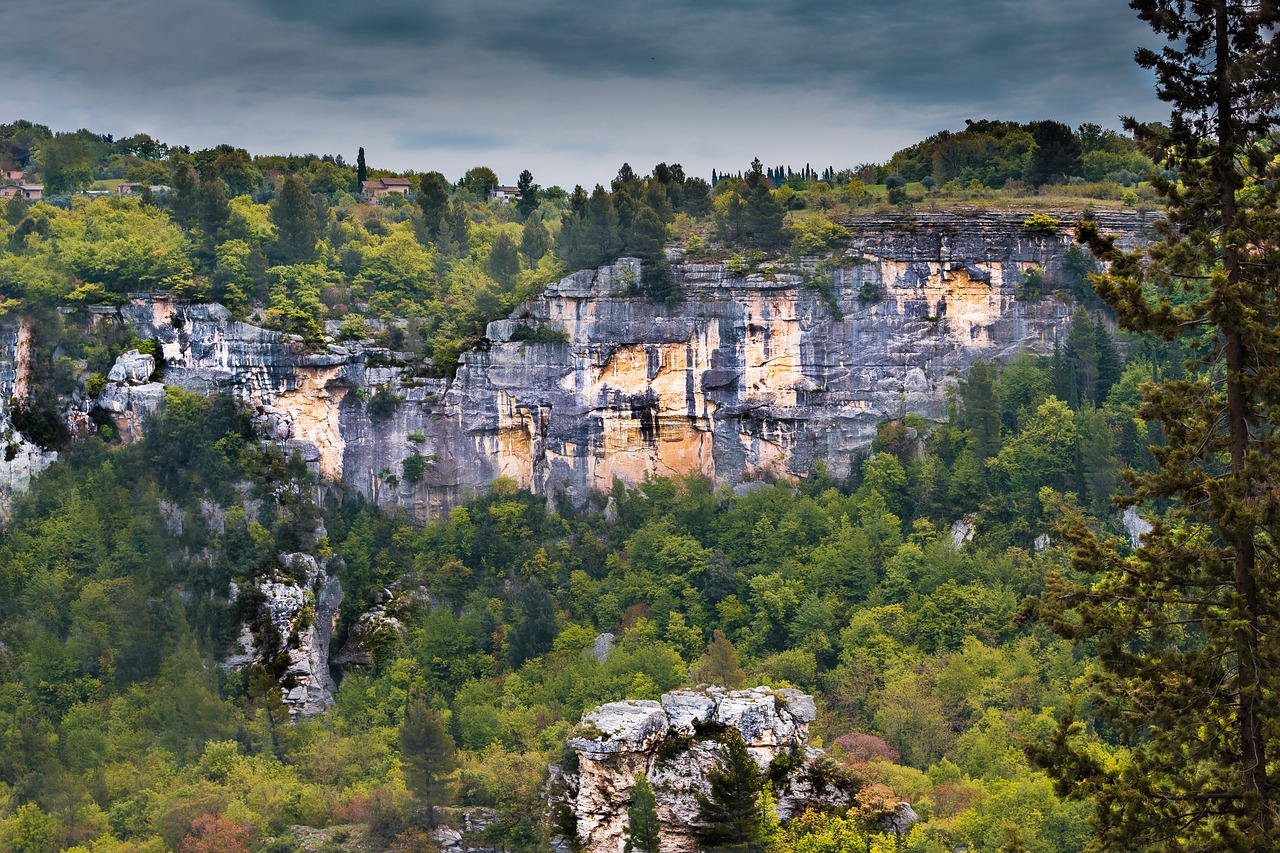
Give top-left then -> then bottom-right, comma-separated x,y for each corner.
356,146 -> 367,188
1065,307 -> 1099,406
399,692 -> 457,826
1030,1 -> 1280,847
696,630 -> 745,688
962,361 -> 1001,461
520,213 -> 551,265
516,169 -> 539,220
624,775 -> 661,853
417,171 -> 450,241
268,175 -> 320,264
696,730 -> 765,851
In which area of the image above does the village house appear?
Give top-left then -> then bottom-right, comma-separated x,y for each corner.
0,184 -> 42,200
360,177 -> 413,201
489,185 -> 522,204
2,169 -> 24,181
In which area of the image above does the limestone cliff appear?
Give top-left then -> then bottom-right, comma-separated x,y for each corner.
552,686 -> 913,853
0,208 -> 1154,521
0,320 -> 58,507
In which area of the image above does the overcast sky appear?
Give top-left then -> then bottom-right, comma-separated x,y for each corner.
3,0 -> 1165,188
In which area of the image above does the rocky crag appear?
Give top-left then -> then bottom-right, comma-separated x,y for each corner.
0,208 -> 1154,524
552,686 -> 915,853
220,552 -> 345,719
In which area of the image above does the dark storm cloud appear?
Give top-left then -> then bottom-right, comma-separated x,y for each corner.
0,0 -> 1165,183
462,0 -> 1155,115
242,0 -> 458,44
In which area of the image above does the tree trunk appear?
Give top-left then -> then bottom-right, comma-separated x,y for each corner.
1216,0 -> 1271,832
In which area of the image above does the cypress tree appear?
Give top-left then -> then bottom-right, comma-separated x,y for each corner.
356,146 -> 367,188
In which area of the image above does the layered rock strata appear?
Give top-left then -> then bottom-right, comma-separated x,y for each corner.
0,209 -> 1156,520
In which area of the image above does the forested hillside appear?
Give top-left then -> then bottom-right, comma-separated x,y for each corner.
0,310 -> 1176,851
0,95 -> 1270,853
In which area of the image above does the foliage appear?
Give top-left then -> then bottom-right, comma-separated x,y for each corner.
696,730 -> 765,850
1028,2 -> 1280,848
1021,214 -> 1059,234
624,775 -> 661,853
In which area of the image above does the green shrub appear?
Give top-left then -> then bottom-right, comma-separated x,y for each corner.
1023,214 -> 1060,234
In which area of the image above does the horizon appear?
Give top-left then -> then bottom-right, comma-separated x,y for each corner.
5,0 -> 1165,188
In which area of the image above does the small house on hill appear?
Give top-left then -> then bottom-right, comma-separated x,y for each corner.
2,169 -> 24,181
489,185 -> 521,204
0,184 -> 42,200
361,177 -> 412,201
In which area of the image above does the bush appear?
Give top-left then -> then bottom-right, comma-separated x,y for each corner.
1022,214 -> 1060,234
510,324 -> 570,344
366,387 -> 403,422
403,453 -> 426,483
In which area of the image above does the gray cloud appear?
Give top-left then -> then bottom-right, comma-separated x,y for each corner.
398,130 -> 508,150
0,0 -> 1165,185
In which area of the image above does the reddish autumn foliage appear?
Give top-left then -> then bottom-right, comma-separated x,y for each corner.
832,732 -> 900,764
178,813 -> 253,853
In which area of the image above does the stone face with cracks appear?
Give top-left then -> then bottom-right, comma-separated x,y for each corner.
0,209 -> 1156,524
556,686 -> 861,853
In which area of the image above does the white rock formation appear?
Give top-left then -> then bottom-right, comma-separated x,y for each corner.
557,686 -> 846,853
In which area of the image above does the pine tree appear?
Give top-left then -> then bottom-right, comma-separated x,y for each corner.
399,692 -> 457,826
1030,1 -> 1280,847
962,361 -> 1001,461
696,730 -> 765,851
1065,307 -> 1099,406
520,213 -> 551,265
1094,320 -> 1122,403
515,169 -> 539,220
624,775 -> 662,853
486,232 -> 520,289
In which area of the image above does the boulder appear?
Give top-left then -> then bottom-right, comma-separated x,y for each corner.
107,349 -> 155,384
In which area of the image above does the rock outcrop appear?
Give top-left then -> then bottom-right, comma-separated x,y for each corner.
0,320 -> 58,507
554,686 -> 881,853
0,209 -> 1156,520
222,553 -> 344,719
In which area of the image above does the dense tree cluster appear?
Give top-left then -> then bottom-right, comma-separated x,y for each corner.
877,118 -> 1154,189
0,294 -> 1172,850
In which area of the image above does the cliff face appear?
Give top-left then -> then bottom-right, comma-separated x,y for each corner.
0,209 -> 1154,521
553,686 -> 914,853
555,687 -> 828,853
0,320 -> 58,507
